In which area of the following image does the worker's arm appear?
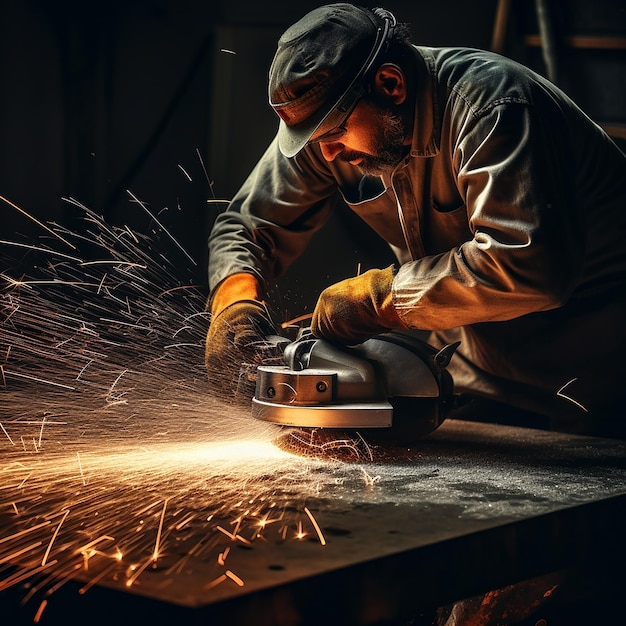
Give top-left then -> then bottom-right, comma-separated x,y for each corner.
312,99 -> 586,344
208,137 -> 342,296
205,138 -> 341,398
392,100 -> 586,331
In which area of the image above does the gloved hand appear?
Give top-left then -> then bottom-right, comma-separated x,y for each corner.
311,266 -> 406,344
205,300 -> 280,402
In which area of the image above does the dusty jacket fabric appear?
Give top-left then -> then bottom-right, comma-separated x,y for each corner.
208,46 -> 626,433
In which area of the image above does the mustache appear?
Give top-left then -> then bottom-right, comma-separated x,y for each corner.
338,150 -> 368,163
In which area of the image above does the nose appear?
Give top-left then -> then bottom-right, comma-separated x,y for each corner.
319,141 -> 344,162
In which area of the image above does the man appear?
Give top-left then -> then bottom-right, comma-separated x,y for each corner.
205,3 -> 626,438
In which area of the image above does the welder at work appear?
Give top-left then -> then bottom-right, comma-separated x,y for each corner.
205,3 -> 626,442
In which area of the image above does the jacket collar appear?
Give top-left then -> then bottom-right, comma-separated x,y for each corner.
409,46 -> 440,158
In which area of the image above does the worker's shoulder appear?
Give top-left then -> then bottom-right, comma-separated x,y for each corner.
414,45 -> 558,115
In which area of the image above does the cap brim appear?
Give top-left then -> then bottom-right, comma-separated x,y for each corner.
276,111 -> 326,158
277,82 -> 365,158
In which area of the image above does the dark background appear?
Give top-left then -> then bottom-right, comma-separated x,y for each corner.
2,0 -> 625,319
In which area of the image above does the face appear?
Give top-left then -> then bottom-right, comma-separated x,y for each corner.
312,97 -> 408,176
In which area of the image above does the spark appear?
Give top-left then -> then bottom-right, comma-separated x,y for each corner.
225,569 -> 244,586
0,561 -> 57,592
152,498 -> 169,561
125,555 -> 154,587
177,164 -> 192,182
295,520 -> 305,540
2,276 -> 95,289
126,189 -> 197,266
357,432 -> 374,462
204,573 -> 227,590
81,549 -> 94,570
76,452 -> 86,486
556,378 -> 589,412
96,273 -> 107,294
75,536 -> 115,556
1,305 -> 18,325
2,371 -> 75,390
281,312 -> 313,329
359,467 -> 381,487
18,473 -> 32,489
164,342 -> 200,349
80,261 -> 148,269
106,369 -> 130,403
231,516 -> 243,537
11,420 -> 66,426
235,533 -> 252,546
41,509 -> 70,566
217,546 -> 230,565
174,513 -> 196,531
99,318 -> 153,331
0,522 -> 52,545
0,422 -> 15,446
0,195 -> 76,250
220,49 -> 237,55
195,147 -> 212,190
123,225 -> 139,244
304,507 -> 326,546
37,417 -> 46,449
0,542 -> 43,564
76,359 -> 94,380
135,499 -> 163,518
0,240 -> 82,263
216,525 -> 236,541
161,285 -> 203,296
33,599 -> 48,623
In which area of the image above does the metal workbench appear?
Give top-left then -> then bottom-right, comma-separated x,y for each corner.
1,417 -> 624,625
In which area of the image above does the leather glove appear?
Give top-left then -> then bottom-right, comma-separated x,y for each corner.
205,272 -> 281,403
205,299 -> 280,403
311,266 -> 406,345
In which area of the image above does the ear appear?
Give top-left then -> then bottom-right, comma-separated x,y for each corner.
373,64 -> 407,105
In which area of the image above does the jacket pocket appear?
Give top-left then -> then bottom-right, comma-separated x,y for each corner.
339,184 -> 407,250
425,201 -> 472,254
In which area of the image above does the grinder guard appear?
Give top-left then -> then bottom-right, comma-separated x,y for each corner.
252,331 -> 459,442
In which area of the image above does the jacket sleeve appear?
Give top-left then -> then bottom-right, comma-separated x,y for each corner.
208,137 -> 339,295
394,100 -> 586,330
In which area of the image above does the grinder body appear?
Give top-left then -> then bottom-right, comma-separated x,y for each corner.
252,331 -> 459,442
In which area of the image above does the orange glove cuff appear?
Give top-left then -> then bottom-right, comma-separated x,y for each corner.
210,273 -> 263,317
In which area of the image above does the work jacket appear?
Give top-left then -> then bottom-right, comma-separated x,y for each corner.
208,46 -> 626,434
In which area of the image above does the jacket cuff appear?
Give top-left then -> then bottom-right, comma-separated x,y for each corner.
379,265 -> 406,329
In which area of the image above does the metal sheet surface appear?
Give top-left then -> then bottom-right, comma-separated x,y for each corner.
1,418 -> 624,625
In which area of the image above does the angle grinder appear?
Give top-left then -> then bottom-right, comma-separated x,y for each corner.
251,330 -> 460,443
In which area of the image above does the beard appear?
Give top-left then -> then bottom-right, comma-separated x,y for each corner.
339,107 -> 407,176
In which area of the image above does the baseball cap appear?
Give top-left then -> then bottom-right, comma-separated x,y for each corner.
268,3 -> 396,158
